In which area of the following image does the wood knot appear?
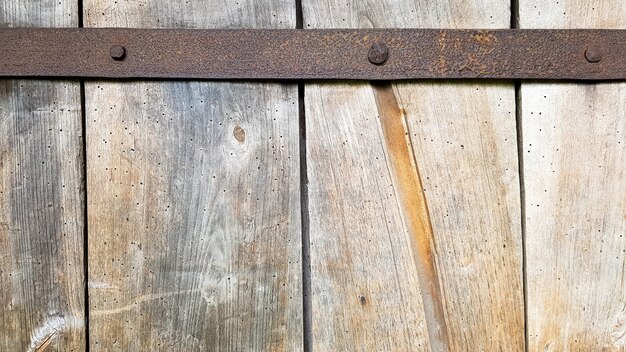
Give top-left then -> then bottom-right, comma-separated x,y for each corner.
233,125 -> 245,143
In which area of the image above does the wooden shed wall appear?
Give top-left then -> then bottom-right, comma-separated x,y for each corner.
0,0 -> 624,351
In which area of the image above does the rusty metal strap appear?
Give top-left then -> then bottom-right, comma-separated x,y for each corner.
0,28 -> 624,80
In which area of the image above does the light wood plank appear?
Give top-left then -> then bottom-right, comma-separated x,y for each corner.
520,1 -> 626,350
303,1 -> 524,350
0,2 -> 84,351
84,1 -> 302,351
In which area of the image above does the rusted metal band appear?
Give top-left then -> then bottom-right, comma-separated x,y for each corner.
0,28 -> 624,80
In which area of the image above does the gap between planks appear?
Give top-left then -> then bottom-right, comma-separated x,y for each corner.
77,0 -> 90,349
295,0 -> 313,350
510,0 -> 528,350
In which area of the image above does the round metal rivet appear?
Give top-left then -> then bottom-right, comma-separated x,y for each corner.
110,45 -> 126,60
368,42 -> 389,65
584,46 -> 602,63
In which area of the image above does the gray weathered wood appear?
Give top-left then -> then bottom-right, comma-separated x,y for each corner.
520,1 -> 626,350
83,1 -> 302,350
303,0 -> 524,350
0,2 -> 85,351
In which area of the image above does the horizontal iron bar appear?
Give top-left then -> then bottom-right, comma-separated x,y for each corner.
0,28 -> 624,80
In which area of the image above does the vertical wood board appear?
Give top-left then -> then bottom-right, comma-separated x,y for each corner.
520,1 -> 626,350
303,0 -> 524,350
84,1 -> 302,350
0,1 -> 85,351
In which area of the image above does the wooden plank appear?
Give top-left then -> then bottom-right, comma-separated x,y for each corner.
303,1 -> 524,351
83,2 -> 302,351
0,2 -> 85,352
520,1 -> 626,350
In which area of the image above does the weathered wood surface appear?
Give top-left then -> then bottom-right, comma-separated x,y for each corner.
84,1 -> 302,351
520,1 -> 626,350
303,1 -> 524,351
0,2 -> 85,352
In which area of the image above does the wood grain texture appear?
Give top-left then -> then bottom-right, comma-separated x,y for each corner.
520,1 -> 626,350
0,0 -> 75,28
84,1 -> 302,351
305,82 -> 433,351
303,1 -> 524,351
0,2 -> 84,352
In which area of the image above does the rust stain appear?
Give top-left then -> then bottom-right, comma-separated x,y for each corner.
372,82 -> 449,351
463,53 -> 489,75
473,31 -> 497,45
436,31 -> 448,73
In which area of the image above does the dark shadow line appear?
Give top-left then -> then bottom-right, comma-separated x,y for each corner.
80,79 -> 90,351
511,0 -> 528,351
511,0 -> 519,29
295,1 -> 312,351
77,0 -> 89,350
295,0 -> 303,30
1,77 -> 622,84
298,81 -> 312,352
515,80 -> 529,352
515,79 -> 528,352
78,0 -> 84,28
